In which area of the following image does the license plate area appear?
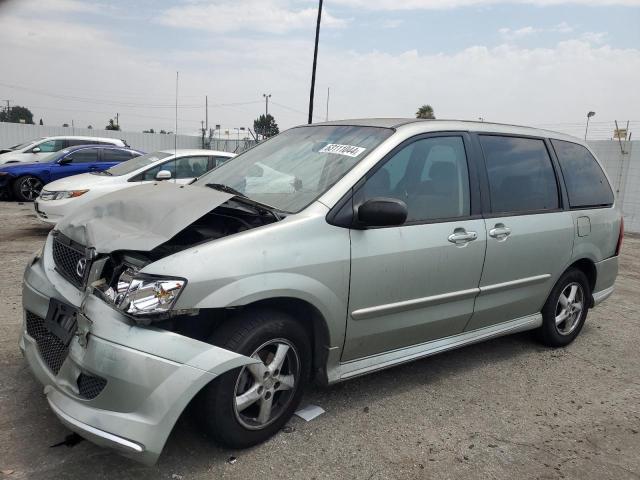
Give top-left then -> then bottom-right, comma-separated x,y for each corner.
45,299 -> 78,346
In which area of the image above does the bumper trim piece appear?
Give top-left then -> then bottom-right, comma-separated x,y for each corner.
592,285 -> 614,306
47,397 -> 145,453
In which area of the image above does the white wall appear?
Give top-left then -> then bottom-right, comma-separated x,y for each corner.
588,140 -> 638,233
0,122 -> 253,153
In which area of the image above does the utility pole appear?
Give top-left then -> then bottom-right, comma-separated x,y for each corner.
308,0 -> 323,124
115,113 -> 119,129
2,99 -> 10,119
201,120 -> 206,149
326,87 -> 330,122
263,93 -> 271,116
205,95 -> 209,132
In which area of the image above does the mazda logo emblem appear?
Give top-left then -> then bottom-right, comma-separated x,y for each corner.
76,258 -> 87,277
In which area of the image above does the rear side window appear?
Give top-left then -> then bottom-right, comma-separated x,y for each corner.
101,149 -> 137,163
480,136 -> 559,214
551,140 -> 614,208
66,148 -> 99,163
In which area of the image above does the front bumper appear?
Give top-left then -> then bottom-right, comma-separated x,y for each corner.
20,235 -> 256,464
33,199 -> 66,225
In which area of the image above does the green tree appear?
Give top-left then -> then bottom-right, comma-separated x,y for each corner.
253,114 -> 279,138
105,118 -> 120,131
87,125 -> 93,129
415,104 -> 435,119
39,118 -> 43,125
143,128 -> 155,133
0,105 -> 35,124
62,123 -> 69,127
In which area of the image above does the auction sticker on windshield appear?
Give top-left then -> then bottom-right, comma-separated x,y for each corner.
319,144 -> 366,157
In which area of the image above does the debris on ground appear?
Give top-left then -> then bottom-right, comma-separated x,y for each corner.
295,404 -> 325,422
227,456 -> 237,465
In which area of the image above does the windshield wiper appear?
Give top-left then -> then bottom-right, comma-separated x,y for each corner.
205,183 -> 284,221
205,183 -> 247,198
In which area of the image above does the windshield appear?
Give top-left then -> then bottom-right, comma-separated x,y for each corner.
106,151 -> 172,176
193,125 -> 393,212
9,138 -> 41,150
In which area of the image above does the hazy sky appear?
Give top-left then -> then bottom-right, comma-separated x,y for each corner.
0,0 -> 638,138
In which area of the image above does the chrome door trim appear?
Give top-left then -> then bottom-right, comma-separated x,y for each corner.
479,274 -> 551,294
337,313 -> 542,381
350,288 -> 480,321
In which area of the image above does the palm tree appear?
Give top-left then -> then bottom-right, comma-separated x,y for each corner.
415,104 -> 435,119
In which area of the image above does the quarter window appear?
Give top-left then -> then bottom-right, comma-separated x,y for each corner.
551,139 -> 614,208
480,136 -> 559,214
357,136 -> 471,222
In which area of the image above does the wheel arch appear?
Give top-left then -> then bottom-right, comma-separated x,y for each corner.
233,297 -> 332,385
567,258 -> 597,306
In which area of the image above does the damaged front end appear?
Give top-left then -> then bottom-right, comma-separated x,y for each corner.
21,182 -> 283,464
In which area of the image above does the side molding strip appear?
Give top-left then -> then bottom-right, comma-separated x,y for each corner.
351,288 -> 480,321
337,313 -> 542,381
479,274 -> 551,293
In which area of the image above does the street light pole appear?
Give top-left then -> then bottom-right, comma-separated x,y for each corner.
585,111 -> 595,140
263,93 -> 271,117
308,0 -> 323,124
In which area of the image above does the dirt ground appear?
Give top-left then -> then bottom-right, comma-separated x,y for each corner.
0,200 -> 639,480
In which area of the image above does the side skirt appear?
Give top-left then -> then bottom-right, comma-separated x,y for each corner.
335,313 -> 542,382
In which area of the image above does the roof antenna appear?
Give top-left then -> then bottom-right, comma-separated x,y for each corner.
174,71 -> 179,158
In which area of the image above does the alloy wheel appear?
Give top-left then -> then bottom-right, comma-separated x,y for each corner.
233,338 -> 300,430
18,177 -> 43,201
555,282 -> 584,336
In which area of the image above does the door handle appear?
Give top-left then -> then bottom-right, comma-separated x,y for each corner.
448,229 -> 478,246
489,224 -> 511,240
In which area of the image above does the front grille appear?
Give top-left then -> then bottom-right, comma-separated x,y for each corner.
77,373 -> 107,400
25,311 -> 73,375
52,233 -> 91,289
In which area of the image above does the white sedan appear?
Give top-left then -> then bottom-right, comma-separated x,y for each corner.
34,149 -> 235,224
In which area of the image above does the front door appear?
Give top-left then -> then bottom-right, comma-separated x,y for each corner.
49,147 -> 101,182
343,134 -> 487,361
466,134 -> 574,331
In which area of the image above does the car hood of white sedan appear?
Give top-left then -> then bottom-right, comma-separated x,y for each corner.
56,182 -> 233,253
44,172 -> 118,191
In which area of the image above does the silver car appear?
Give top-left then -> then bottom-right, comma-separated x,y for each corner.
20,119 -> 622,464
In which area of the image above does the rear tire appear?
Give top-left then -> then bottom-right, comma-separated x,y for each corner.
12,175 -> 43,202
538,268 -> 590,347
196,308 -> 311,449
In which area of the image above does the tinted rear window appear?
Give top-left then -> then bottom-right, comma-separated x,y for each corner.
551,139 -> 614,208
480,135 -> 559,214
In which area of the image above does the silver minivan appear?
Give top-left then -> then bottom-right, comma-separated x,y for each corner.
20,119 -> 622,464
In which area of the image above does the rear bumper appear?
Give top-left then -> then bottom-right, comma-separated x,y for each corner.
20,235 -> 257,464
592,256 -> 618,306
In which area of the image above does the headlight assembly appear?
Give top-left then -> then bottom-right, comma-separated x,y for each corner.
112,269 -> 186,316
40,189 -> 89,201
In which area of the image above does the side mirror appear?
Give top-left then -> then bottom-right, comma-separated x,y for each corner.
58,157 -> 72,165
357,198 -> 408,228
155,170 -> 172,181
31,147 -> 41,153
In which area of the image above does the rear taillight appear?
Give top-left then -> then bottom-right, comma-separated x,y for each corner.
615,217 -> 624,256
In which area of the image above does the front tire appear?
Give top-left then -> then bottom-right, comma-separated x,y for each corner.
196,308 -> 311,449
13,175 -> 43,202
538,268 -> 590,347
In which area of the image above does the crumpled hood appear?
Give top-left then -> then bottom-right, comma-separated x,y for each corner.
56,182 -> 233,253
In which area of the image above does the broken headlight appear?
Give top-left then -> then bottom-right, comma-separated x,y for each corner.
108,268 -> 186,316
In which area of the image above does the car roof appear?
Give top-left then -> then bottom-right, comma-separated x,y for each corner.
306,118 -> 582,143
58,144 -> 136,153
40,135 -> 123,141
157,149 -> 235,156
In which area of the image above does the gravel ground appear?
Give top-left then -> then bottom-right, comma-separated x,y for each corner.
1,200 -> 639,480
